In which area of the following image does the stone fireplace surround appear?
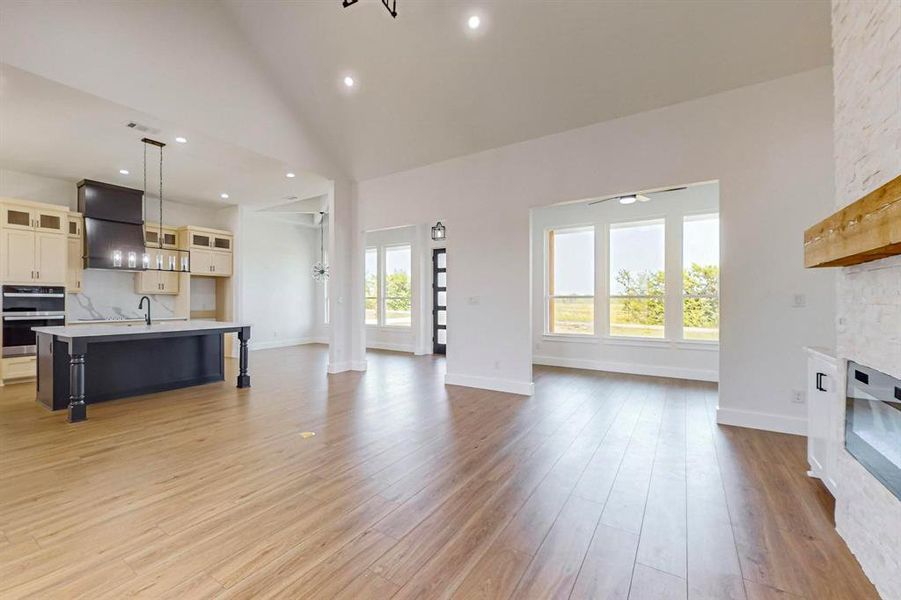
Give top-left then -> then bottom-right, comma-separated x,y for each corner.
830,1 -> 901,597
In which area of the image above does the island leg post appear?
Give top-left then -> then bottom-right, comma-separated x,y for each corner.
67,347 -> 87,423
237,327 -> 251,388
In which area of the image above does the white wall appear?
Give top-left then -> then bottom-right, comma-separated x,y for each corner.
0,168 -> 73,208
239,211 -> 320,350
830,1 -> 901,598
532,183 -> 719,382
358,67 -> 836,428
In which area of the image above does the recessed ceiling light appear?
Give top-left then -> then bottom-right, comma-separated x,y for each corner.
220,193 -> 229,199
619,196 -> 637,205
343,76 -> 355,88
119,169 -> 129,175
286,172 -> 296,178
175,136 -> 187,144
467,15 -> 481,30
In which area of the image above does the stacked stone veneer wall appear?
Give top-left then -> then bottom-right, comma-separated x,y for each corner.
831,1 -> 901,598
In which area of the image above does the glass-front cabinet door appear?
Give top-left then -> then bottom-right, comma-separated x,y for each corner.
3,207 -> 33,231
34,210 -> 65,234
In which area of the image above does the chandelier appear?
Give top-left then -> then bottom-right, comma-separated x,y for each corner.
312,212 -> 330,281
342,0 -> 397,19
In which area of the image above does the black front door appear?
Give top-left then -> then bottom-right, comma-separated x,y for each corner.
432,248 -> 446,355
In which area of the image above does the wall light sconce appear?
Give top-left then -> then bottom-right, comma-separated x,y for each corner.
431,221 -> 446,241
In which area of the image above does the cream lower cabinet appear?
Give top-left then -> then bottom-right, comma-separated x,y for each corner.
67,237 -> 84,292
190,248 -> 232,277
135,248 -> 180,294
0,229 -> 66,284
1,229 -> 35,282
210,250 -> 232,276
135,270 -> 179,294
36,233 -> 67,284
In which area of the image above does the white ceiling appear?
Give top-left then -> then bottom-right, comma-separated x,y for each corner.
225,0 -> 832,181
0,65 -> 329,210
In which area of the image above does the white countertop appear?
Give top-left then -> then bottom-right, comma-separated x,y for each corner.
33,320 -> 249,339
70,317 -> 189,325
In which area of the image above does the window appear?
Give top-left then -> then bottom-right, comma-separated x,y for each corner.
383,245 -> 412,327
683,214 -> 719,340
609,219 -> 665,338
547,227 -> 595,335
364,248 -> 378,325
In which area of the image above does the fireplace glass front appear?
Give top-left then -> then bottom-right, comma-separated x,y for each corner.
845,361 -> 901,501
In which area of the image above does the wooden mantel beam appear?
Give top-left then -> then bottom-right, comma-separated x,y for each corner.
804,173 -> 901,268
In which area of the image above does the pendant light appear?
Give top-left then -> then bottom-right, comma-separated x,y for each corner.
141,137 -> 189,272
312,212 -> 330,281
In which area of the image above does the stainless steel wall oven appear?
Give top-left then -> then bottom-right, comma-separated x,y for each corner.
2,285 -> 66,357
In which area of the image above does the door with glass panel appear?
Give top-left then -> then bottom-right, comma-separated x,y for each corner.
432,249 -> 446,354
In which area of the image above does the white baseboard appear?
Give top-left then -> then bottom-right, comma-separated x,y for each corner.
328,360 -> 368,374
716,407 -> 807,436
532,355 -> 718,382
251,337 -> 326,351
366,342 -> 415,353
445,372 -> 534,396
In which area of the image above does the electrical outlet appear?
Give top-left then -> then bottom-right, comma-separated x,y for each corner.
791,389 -> 806,404
792,294 -> 807,308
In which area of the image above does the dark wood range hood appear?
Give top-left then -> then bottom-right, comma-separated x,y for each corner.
804,173 -> 901,268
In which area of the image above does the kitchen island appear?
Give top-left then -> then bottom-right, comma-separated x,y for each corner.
33,321 -> 251,422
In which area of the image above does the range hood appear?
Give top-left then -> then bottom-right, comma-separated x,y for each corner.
77,179 -> 146,271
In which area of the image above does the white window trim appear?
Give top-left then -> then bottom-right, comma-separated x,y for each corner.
544,225 -> 596,336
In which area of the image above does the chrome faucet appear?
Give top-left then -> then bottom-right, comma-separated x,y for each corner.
138,296 -> 151,326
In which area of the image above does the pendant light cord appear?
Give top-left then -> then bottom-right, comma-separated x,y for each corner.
158,144 -> 163,249
143,143 -> 147,225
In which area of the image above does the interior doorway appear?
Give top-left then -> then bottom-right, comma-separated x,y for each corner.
432,248 -> 446,354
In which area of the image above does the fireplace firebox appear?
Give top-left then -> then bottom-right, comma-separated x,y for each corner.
845,361 -> 901,501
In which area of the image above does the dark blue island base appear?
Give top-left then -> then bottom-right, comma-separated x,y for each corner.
33,322 -> 251,422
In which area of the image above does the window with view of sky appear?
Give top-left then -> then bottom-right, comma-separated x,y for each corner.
609,219 -> 665,338
683,214 -> 719,340
384,245 -> 412,327
548,227 -> 594,334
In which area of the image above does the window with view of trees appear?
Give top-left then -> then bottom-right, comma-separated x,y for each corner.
547,227 -> 594,334
364,248 -> 378,325
609,219 -> 665,338
683,214 -> 719,340
383,245 -> 412,327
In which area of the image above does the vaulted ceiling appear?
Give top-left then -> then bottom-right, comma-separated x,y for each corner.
0,0 -> 831,200
225,0 -> 831,181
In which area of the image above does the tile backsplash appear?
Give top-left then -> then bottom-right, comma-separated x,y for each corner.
67,269 -> 177,321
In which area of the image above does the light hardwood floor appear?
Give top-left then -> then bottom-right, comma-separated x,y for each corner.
0,345 -> 878,599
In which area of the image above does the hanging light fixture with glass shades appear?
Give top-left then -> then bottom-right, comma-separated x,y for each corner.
140,137 -> 190,273
312,212 -> 330,281
431,221 -> 446,241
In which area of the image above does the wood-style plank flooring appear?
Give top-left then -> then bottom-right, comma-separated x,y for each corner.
0,345 -> 878,599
